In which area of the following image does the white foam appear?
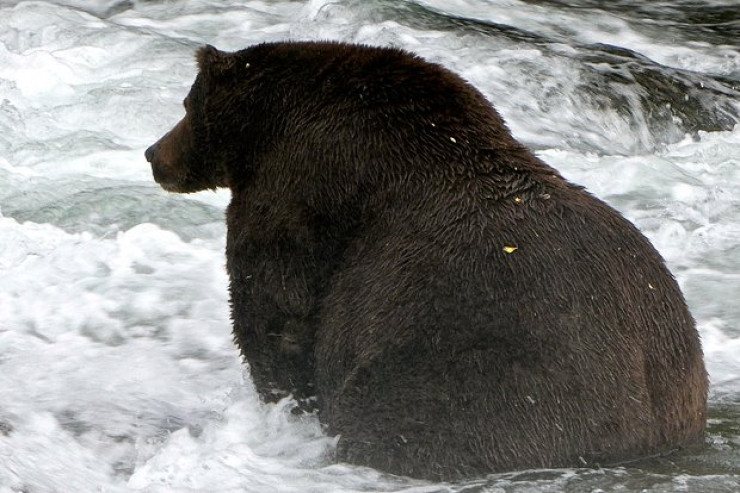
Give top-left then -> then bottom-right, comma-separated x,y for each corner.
412,0 -> 740,77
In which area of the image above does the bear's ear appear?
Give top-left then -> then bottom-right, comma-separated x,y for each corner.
197,45 -> 235,77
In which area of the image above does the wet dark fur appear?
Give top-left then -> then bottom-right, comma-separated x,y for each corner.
145,41 -> 707,480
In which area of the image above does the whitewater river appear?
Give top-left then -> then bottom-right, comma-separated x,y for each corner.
0,1 -> 738,491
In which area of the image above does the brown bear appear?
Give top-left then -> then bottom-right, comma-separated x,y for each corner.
145,41 -> 708,480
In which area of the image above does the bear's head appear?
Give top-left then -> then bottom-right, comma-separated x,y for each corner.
145,45 -> 252,193
147,43 -> 383,195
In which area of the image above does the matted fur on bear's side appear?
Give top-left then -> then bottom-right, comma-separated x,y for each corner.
145,41 -> 707,480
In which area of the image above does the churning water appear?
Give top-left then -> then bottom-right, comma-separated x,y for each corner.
0,1 -> 738,491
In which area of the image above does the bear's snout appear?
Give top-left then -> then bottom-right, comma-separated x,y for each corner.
145,137 -> 173,188
146,117 -> 193,192
144,142 -> 159,164
146,115 -> 224,193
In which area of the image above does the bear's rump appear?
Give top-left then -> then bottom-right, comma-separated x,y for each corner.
313,203 -> 700,478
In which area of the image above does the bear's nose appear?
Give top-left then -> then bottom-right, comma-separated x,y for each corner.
145,143 -> 158,163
